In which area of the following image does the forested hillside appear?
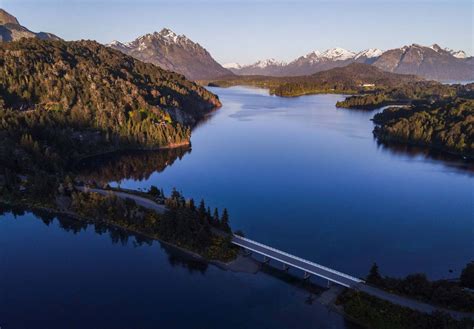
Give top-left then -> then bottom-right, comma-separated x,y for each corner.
0,38 -> 221,173
336,81 -> 464,110
372,90 -> 474,157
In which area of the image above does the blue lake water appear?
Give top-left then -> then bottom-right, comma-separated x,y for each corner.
1,86 -> 473,328
114,86 -> 473,279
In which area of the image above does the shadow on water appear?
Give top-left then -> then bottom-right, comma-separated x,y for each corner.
0,202 -> 344,297
0,202 -> 209,274
374,139 -> 474,176
73,146 -> 191,184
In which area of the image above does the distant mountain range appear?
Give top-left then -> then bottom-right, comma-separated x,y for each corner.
107,29 -> 233,81
225,45 -> 473,81
0,8 -> 471,82
0,9 -> 60,42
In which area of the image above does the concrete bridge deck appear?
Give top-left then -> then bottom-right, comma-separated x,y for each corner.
232,235 -> 364,288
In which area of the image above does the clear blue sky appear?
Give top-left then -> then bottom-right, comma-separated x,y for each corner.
2,0 -> 472,64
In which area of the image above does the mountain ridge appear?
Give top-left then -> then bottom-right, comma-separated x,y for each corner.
107,28 -> 233,81
226,44 -> 473,81
0,8 -> 60,42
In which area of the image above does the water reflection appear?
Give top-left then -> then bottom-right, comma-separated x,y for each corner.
74,146 -> 191,184
0,203 -> 209,274
374,139 -> 474,175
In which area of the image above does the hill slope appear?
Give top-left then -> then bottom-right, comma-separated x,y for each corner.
0,38 -> 220,172
108,29 -> 233,81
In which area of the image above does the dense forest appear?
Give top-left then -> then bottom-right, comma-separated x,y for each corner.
372,96 -> 474,157
0,38 -> 220,173
70,187 -> 236,261
336,82 -> 471,109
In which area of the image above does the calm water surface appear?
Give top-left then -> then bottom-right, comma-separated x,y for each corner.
114,86 -> 473,279
1,86 -> 473,329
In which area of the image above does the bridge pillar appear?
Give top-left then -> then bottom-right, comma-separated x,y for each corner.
263,256 -> 270,264
282,263 -> 289,271
303,272 -> 311,280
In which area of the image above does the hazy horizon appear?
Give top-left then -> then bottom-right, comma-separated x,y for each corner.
2,0 -> 473,65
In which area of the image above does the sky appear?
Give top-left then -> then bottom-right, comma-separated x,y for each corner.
2,0 -> 473,65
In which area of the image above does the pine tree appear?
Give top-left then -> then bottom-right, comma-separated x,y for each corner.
367,262 -> 383,286
213,208 -> 219,225
221,208 -> 231,233
198,199 -> 206,219
188,198 -> 196,211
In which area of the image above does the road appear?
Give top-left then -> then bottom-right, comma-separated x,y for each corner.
75,186 -> 167,214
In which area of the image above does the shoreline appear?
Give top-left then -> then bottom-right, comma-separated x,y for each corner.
0,198 -> 258,274
373,131 -> 474,161
73,141 -> 192,165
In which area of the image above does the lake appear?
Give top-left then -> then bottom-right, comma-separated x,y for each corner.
107,86 -> 473,279
1,86 -> 472,329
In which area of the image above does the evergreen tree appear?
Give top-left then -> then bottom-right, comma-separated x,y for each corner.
221,208 -> 231,233
198,199 -> 206,219
213,208 -> 219,225
367,262 -> 383,286
188,198 -> 196,211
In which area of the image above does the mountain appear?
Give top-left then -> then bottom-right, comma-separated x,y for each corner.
0,38 -> 221,172
0,8 -> 60,42
224,58 -> 287,76
372,44 -> 474,81
353,48 -> 384,63
228,44 -> 472,81
107,28 -> 233,81
228,47 -> 378,76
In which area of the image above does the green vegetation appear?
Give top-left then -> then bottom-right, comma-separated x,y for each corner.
365,263 -> 474,312
70,187 -> 237,261
0,170 -> 238,262
337,290 -> 473,329
0,38 -> 220,174
372,98 -> 474,158
336,81 -> 470,109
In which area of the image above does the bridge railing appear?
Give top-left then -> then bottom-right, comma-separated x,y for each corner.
233,235 -> 364,283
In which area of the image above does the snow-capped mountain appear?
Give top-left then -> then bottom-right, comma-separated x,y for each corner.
107,28 -> 233,80
318,47 -> 356,60
372,43 -> 473,80
354,48 -> 383,60
223,62 -> 242,69
430,44 -> 466,59
227,44 -> 472,80
225,58 -> 287,75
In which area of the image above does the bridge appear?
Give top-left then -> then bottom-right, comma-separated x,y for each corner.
72,186 -> 474,319
231,235 -> 364,288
